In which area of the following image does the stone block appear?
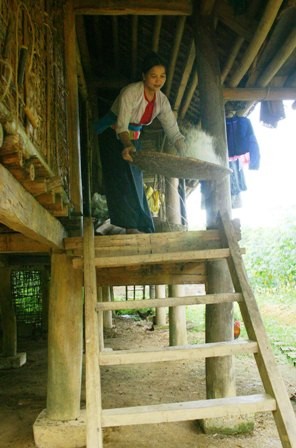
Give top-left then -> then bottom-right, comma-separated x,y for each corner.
33,409 -> 87,448
0,352 -> 26,369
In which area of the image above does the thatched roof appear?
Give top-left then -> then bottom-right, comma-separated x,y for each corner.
76,0 -> 296,125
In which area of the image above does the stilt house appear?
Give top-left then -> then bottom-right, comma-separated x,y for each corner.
0,1 -> 295,447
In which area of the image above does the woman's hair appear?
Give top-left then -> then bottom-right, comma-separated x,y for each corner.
141,51 -> 166,75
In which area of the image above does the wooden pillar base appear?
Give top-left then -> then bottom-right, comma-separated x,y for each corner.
33,409 -> 86,448
200,414 -> 254,435
0,352 -> 26,369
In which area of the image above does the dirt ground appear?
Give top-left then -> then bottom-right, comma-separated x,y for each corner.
0,315 -> 295,448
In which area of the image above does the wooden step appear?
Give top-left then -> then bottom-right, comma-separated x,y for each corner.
73,248 -> 236,269
99,340 -> 258,366
96,292 -> 243,311
101,393 -> 276,427
65,229 -> 222,257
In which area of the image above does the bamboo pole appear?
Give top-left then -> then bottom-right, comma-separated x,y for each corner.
179,71 -> 198,120
173,39 -> 195,112
164,16 -> 186,97
131,16 -> 138,80
228,0 -> 284,87
257,27 -> 296,87
221,36 -> 244,84
223,87 -> 296,101
152,16 -> 162,52
112,17 -> 120,73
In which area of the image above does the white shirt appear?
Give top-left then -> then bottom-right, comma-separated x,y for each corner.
110,81 -> 184,144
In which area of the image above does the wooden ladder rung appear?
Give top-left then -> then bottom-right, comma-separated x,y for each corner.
73,248 -> 236,269
96,292 -> 243,312
101,393 -> 276,428
99,340 -> 258,366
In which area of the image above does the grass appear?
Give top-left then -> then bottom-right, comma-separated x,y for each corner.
185,288 -> 296,365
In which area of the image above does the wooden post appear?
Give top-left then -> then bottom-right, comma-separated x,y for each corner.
97,286 -> 105,349
165,178 -> 187,346
102,286 -> 113,329
41,267 -> 50,335
0,267 -> 17,357
155,285 -> 167,326
169,284 -> 188,346
193,4 -> 237,405
64,0 -> 83,216
47,253 -> 83,420
83,218 -> 103,447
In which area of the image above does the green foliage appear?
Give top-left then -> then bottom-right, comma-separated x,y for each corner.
241,213 -> 296,291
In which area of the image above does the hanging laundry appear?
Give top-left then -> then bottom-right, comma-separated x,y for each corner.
229,158 -> 247,208
226,115 -> 260,170
260,101 -> 285,128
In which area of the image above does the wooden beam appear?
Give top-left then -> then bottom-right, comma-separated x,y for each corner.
173,39 -> 195,112
64,229 -> 223,257
76,16 -> 93,81
112,17 -> 120,72
64,0 -> 83,215
73,0 -> 192,15
223,87 -> 296,101
131,15 -> 138,80
73,248 -> 234,269
83,218 -> 103,447
0,103 -> 54,177
179,71 -> 198,120
228,0 -> 284,87
221,36 -> 244,84
0,233 -> 50,253
102,394 -> 276,428
0,164 -> 66,249
215,0 -> 255,41
256,27 -> 296,87
164,16 -> 186,97
96,293 -> 243,311
152,16 -> 162,52
95,262 -> 207,286
99,340 -> 258,365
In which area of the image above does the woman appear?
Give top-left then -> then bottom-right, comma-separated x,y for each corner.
95,51 -> 187,234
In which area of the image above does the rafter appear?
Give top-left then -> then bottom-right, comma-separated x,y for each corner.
164,16 -> 186,97
228,0 -> 284,87
0,164 -> 66,249
73,0 -> 192,16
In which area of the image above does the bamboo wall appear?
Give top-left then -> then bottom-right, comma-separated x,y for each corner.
0,0 -> 69,194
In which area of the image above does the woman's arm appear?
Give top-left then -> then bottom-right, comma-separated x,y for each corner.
118,131 -> 136,162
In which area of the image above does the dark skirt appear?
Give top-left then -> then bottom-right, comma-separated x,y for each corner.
99,128 -> 155,233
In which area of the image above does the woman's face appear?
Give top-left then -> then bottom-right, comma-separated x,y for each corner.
143,65 -> 166,92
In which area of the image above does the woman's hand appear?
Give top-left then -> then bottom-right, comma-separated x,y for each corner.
122,145 -> 136,162
175,138 -> 187,157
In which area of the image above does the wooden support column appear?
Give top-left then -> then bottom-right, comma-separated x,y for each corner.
41,268 -> 50,335
155,285 -> 167,326
47,253 -> 83,420
64,0 -> 83,216
102,286 -> 113,329
0,267 -> 16,357
165,178 -> 187,346
193,4 -> 237,410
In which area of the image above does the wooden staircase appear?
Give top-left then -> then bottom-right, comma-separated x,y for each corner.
65,212 -> 296,448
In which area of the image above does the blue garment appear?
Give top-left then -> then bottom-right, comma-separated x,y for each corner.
94,111 -> 117,134
97,127 -> 154,233
226,116 -> 260,170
